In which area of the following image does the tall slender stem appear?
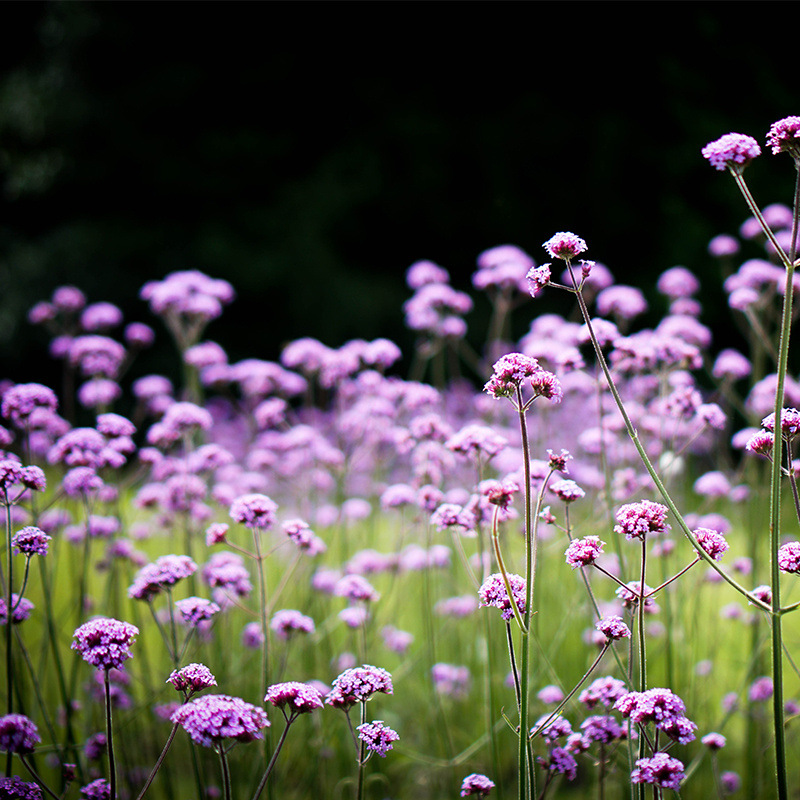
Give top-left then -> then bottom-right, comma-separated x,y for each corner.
105,669 -> 117,800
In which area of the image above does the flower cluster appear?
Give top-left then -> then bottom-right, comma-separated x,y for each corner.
630,752 -> 685,790
356,720 -> 399,757
167,663 -> 217,695
71,617 -> 139,671
264,682 -> 324,716
778,541 -> 800,574
460,773 -> 495,798
325,665 -> 393,710
0,776 -> 42,799
613,500 -> 670,540
171,694 -> 269,748
564,536 -> 605,569
478,573 -> 526,622
615,688 -> 697,744
702,133 -> 761,172
229,493 -> 278,529
128,554 -> 198,600
0,714 -> 41,754
766,116 -> 800,157
542,232 -> 587,261
11,526 -> 51,557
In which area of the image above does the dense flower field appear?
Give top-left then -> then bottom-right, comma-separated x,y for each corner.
2,117 -> 800,800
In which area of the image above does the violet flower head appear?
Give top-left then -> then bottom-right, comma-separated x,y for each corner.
0,714 -> 41,754
334,574 -> 380,603
357,720 -> 399,757
702,133 -> 761,172
478,573 -> 526,622
579,675 -> 628,708
631,752 -> 684,790
1,383 -> 58,428
264,682 -> 324,716
171,694 -> 269,748
762,407 -> 800,440
595,616 -> 631,642
11,526 -> 51,557
79,779 -> 111,800
0,595 -> 34,625
530,713 -> 573,742
614,688 -> 696,743
580,715 -> 627,744
778,541 -> 800,574
0,776 -> 42,799
270,609 -> 315,639
175,596 -> 221,626
701,732 -> 727,750
484,353 -> 542,399
527,264 -> 552,297
129,554 -> 198,601
229,493 -> 278,530
565,536 -> 604,569
282,518 -> 326,555
460,773 -> 495,798
530,370 -> 563,403
614,499 -> 670,540
695,528 -> 730,561
766,116 -> 800,157
71,617 -> 139,671
167,663 -> 217,695
749,676 -> 774,702
536,747 -> 577,781
543,232 -> 587,261
325,665 -> 393,710
550,479 -> 585,504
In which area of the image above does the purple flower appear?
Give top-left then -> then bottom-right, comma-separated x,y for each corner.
171,694 -> 269,748
264,682 -> 324,716
749,676 -> 774,702
536,746 -> 577,781
242,622 -> 264,649
597,285 -> 648,320
656,266 -> 700,299
580,715 -> 627,744
721,771 -> 741,793
529,370 -> 563,403
1,383 -> 58,427
778,541 -> 800,573
537,685 -> 564,705
0,714 -> 40,753
270,609 -> 315,639
701,732 -> 726,750
595,616 -> 631,642
631,752 -> 684,790
615,688 -> 696,743
84,732 -> 106,761
614,500 -> 670,540
0,595 -> 34,625
435,595 -> 478,618
565,536 -> 604,569
478,573 -> 526,622
530,713 -> 572,742
71,617 -> 139,671
526,263 -> 551,297
356,720 -> 399,757
551,479 -> 585,504
0,776 -> 42,799
766,116 -> 800,156
168,663 -> 217,695
695,528 -> 730,561
282,519 -> 326,555
460,773 -> 495,798
229,493 -> 278,530
702,133 -> 761,172
129,555 -> 198,600
325,665 -> 393,710
175,597 -> 221,626
11,526 -> 50,557
79,779 -> 111,800
202,552 -> 252,598
334,574 -> 380,603
431,663 -> 470,698
124,322 -> 155,347
542,232 -> 587,261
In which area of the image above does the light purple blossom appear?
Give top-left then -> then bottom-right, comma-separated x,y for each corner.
542,232 -> 587,261
325,665 -> 393,710
565,536 -> 604,569
357,720 -> 399,757
71,617 -> 139,671
229,493 -> 278,530
695,528 -> 729,561
595,616 -> 631,642
270,609 -> 315,639
478,573 -> 526,622
171,694 -> 269,748
766,116 -> 800,156
460,773 -> 495,797
167,663 -> 217,695
0,775 -> 42,799
264,682 -> 324,716
749,676 -> 773,702
778,541 -> 800,573
129,555 -> 198,601
79,779 -> 111,800
614,500 -> 670,540
701,732 -> 726,750
11,526 -> 50,557
631,752 -> 684,790
175,597 -> 221,626
536,746 -> 577,781
702,133 -> 761,172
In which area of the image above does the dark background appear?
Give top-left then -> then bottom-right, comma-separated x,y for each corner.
0,2 -> 796,389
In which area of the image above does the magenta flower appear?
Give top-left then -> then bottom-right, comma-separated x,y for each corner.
264,682 -> 324,716
270,609 -> 315,639
614,499 -> 670,540
0,775 -> 42,799
484,353 -> 542,399
71,617 -> 139,671
766,116 -> 800,156
460,773 -> 495,798
695,528 -> 730,561
702,133 -> 761,172
11,527 -> 50,557
579,675 -> 628,708
174,597 -> 221,626
542,232 -> 587,261
536,746 -> 577,780
229,493 -> 278,530
356,720 -> 399,757
171,694 -> 269,748
167,663 -> 217,695
478,573 -> 526,622
128,554 -> 198,600
778,541 -> 800,573
0,714 -> 41,754
565,536 -> 605,569
527,264 -> 552,297
701,732 -> 727,750
79,778 -> 111,800
325,665 -> 393,710
595,616 -> 631,642
631,752 -> 684,790
0,595 -> 34,625
551,479 -> 585,504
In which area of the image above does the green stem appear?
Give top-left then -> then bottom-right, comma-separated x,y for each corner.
251,716 -> 292,800
105,669 -> 117,800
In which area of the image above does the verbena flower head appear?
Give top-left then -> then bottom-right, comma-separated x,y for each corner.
631,752 -> 684,790
265,682 -> 324,715
565,536 -> 605,569
0,714 -> 41,754
478,573 -> 526,622
595,616 -> 631,642
71,617 -> 139,671
702,133 -> 761,172
229,493 -> 278,530
551,479 -> 585,504
615,688 -> 696,743
460,773 -> 495,798
0,775 -> 42,799
766,116 -> 800,157
530,713 -> 573,742
0,595 -> 34,625
174,597 -> 221,626
1,383 -> 58,428
695,528 -> 730,561
79,779 -> 111,800
614,500 -> 670,540
527,264 -> 552,297
762,408 -> 800,440
580,715 -> 627,744
167,663 -> 217,695
129,554 -> 198,600
579,675 -> 628,708
484,353 -> 542,399
270,609 -> 315,639
543,232 -> 587,261
749,676 -> 773,701
356,720 -> 399,757
778,541 -> 800,573
325,665 -> 393,710
11,526 -> 51,557
171,694 -> 269,748
536,746 -> 577,781
701,732 -> 727,750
